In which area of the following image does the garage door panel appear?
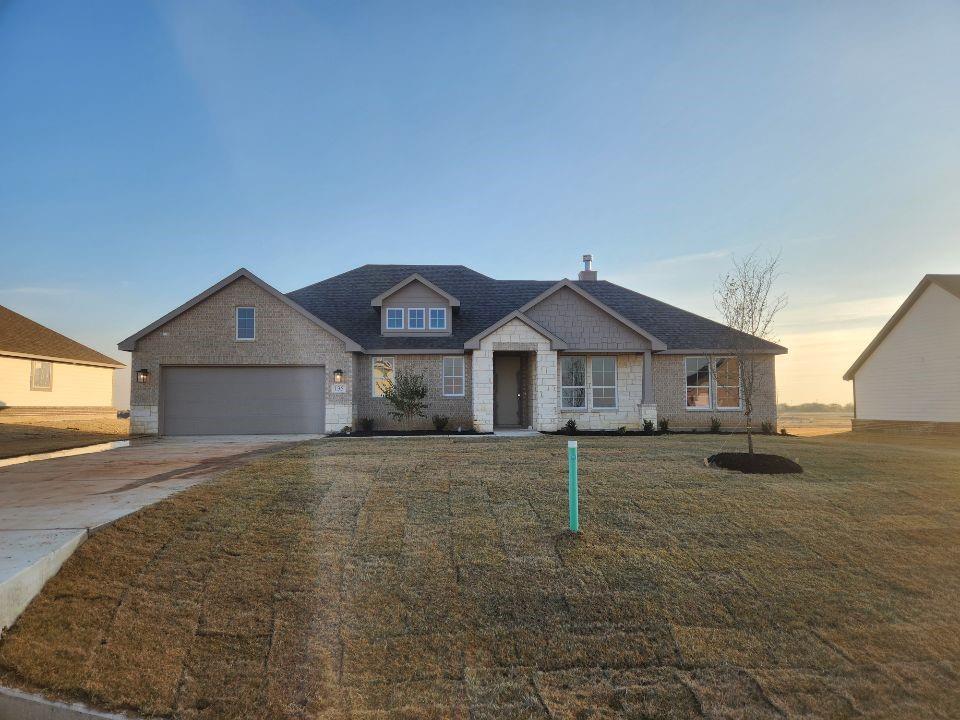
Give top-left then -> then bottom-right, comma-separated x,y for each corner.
162,367 -> 325,435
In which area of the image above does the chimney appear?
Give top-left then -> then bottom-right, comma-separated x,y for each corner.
578,254 -> 598,281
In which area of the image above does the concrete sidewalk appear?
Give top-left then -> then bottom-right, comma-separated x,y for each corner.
0,435 -> 318,633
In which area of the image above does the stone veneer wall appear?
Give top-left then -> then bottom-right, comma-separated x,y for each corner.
473,319 -> 558,432
557,353 -> 646,430
129,276 -> 353,434
353,353 -> 473,431
651,354 -> 777,429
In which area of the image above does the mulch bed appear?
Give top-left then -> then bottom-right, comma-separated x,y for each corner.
332,429 -> 489,437
707,451 -> 803,474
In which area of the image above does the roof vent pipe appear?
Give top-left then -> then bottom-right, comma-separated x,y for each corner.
578,254 -> 598,281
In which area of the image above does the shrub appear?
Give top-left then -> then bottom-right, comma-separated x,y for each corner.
760,420 -> 774,435
642,419 -> 654,435
780,427 -> 788,436
383,371 -> 428,425
341,425 -> 352,434
432,414 -> 449,431
358,417 -> 374,432
710,416 -> 722,433
615,425 -> 627,435
563,419 -> 578,435
657,418 -> 669,433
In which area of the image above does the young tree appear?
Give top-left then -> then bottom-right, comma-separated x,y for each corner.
715,251 -> 787,456
383,370 -> 429,426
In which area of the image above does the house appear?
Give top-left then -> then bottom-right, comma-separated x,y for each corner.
0,305 -> 124,413
844,274 -> 960,433
118,257 -> 786,435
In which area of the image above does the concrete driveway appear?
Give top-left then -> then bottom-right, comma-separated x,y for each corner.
0,435 -> 318,633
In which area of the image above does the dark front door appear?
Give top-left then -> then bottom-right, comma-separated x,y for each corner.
494,355 -> 522,427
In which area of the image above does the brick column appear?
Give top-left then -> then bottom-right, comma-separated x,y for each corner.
640,349 -> 657,422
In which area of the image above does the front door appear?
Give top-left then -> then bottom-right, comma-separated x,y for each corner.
494,355 -> 522,427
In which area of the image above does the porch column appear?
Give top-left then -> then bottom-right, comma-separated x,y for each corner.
472,349 -> 494,432
533,348 -> 559,431
640,350 -> 657,423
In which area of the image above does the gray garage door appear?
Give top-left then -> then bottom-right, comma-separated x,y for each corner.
162,366 -> 325,435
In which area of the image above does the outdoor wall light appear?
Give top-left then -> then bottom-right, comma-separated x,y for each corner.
136,369 -> 150,384
333,369 -> 344,383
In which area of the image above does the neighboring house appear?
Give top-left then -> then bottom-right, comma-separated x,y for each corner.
118,258 -> 786,435
0,305 -> 123,412
844,274 -> 960,433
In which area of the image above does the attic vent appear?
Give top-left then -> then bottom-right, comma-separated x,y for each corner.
578,254 -> 598,281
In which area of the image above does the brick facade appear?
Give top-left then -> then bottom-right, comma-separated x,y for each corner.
129,277 -> 353,434
353,353 -> 472,431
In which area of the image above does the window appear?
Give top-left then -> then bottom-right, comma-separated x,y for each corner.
442,356 -> 464,396
591,356 -> 617,408
372,356 -> 395,397
408,308 -> 425,330
429,307 -> 447,330
685,356 -> 711,409
30,360 -> 52,391
386,308 -> 404,329
714,357 -> 741,409
236,307 -> 255,340
561,356 -> 586,409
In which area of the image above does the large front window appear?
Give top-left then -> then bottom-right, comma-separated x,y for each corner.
372,356 -> 395,397
714,357 -> 741,409
685,356 -> 741,410
442,356 -> 464,396
591,356 -> 617,408
685,356 -> 711,409
561,356 -> 586,409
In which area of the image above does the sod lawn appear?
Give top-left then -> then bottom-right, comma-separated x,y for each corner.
1,433 -> 957,719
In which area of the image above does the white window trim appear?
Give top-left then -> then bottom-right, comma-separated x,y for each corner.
385,307 -> 404,330
429,307 -> 447,330
590,356 -> 618,410
236,307 -> 256,341
713,356 -> 743,411
560,356 -> 587,411
407,307 -> 426,330
683,355 -> 743,411
372,356 -> 395,398
442,355 -> 465,397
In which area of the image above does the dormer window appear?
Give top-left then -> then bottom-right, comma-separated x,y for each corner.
429,307 -> 447,330
408,308 -> 425,330
386,308 -> 404,330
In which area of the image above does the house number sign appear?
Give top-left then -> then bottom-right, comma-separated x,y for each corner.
331,383 -> 347,394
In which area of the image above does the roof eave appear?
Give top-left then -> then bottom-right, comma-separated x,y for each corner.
0,349 -> 125,368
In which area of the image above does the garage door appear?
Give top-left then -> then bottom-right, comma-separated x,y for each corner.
161,366 -> 325,435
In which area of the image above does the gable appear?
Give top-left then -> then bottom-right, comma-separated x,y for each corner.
381,278 -> 450,307
525,286 -> 653,351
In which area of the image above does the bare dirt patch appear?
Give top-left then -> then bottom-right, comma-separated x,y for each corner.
0,416 -> 130,459
1,434 -> 958,718
707,452 -> 803,474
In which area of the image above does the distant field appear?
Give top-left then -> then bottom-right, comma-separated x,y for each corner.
778,411 -> 852,437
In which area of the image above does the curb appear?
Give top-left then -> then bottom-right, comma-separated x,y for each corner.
0,685 -> 140,720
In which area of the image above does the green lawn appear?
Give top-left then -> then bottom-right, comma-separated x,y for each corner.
1,432 -> 958,719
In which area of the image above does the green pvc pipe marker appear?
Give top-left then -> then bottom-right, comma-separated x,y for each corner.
568,440 -> 579,532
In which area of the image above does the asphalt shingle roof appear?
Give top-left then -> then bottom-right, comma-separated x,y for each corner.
287,264 -> 786,353
0,305 -> 124,367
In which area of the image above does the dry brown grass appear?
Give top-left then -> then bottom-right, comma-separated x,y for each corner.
0,416 -> 129,458
1,432 -> 958,718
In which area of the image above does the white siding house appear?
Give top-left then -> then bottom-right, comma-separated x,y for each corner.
0,305 -> 123,412
844,275 -> 960,431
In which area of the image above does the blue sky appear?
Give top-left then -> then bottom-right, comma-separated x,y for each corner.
2,1 -> 959,405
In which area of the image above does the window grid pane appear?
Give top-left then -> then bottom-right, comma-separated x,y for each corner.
591,356 -> 617,409
373,356 -> 395,397
442,356 -> 464,396
31,361 -> 52,390
408,309 -> 425,329
685,356 -> 710,408
429,308 -> 446,329
386,308 -> 403,329
236,308 -> 255,339
561,357 -> 586,408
